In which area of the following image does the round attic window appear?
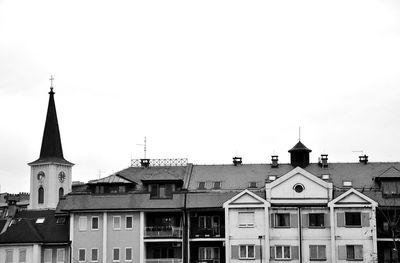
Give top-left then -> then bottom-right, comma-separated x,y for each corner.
294,184 -> 304,193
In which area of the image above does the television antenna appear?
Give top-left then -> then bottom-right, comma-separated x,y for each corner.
137,136 -> 147,159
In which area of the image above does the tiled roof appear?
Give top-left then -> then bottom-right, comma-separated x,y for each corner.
117,166 -> 188,183
186,191 -> 265,209
375,166 -> 400,179
88,174 -> 134,184
57,193 -> 185,212
0,210 -> 69,244
288,141 -> 312,152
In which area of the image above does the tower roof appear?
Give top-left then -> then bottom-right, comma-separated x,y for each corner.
29,88 -> 73,166
288,141 -> 312,153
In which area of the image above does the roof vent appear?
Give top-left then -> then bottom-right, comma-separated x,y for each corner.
233,157 -> 242,166
318,154 -> 328,168
140,158 -> 150,167
271,155 -> 279,168
359,155 -> 368,164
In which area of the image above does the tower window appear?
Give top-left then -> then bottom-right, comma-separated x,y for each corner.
59,187 -> 64,200
38,187 -> 44,204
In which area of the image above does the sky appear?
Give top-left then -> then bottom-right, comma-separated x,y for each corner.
1,0 -> 400,193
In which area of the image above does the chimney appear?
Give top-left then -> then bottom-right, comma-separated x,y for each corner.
232,157 -> 242,166
319,154 -> 328,168
140,159 -> 150,168
4,194 -> 20,218
271,155 -> 279,168
359,155 -> 368,164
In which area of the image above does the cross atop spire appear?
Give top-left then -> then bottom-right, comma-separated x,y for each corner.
49,75 -> 55,95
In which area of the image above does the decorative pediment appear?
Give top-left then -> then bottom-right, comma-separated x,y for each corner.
265,167 -> 333,204
329,188 -> 377,207
223,189 -> 269,208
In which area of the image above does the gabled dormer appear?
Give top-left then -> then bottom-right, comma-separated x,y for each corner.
87,174 -> 136,194
374,166 -> 400,197
265,167 -> 333,205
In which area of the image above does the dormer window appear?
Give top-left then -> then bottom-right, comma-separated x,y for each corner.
382,181 -> 400,196
343,181 -> 352,187
268,175 -> 277,181
213,181 -> 221,189
198,182 -> 206,190
248,182 -> 257,188
322,174 -> 330,180
36,218 -> 45,224
149,184 -> 173,199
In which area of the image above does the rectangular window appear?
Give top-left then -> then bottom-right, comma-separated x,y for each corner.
79,216 -> 88,231
198,182 -> 206,190
239,245 -> 255,259
92,216 -> 99,230
275,213 -> 290,227
347,245 -> 363,260
92,248 -> 99,262
213,181 -> 221,189
268,175 -> 277,181
275,246 -> 291,259
6,249 -> 13,263
125,248 -> 133,261
79,249 -> 86,262
309,213 -> 325,227
19,249 -> 27,263
113,216 -> 121,230
248,182 -> 257,188
150,184 -> 173,199
309,245 -> 326,260
345,212 -> 361,227
238,212 -> 255,227
57,249 -> 65,263
199,247 -> 220,260
322,174 -> 330,180
343,181 -> 352,187
113,248 -> 120,262
126,216 -> 133,229
44,249 -> 52,263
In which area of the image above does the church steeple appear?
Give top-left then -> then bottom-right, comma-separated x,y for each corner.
29,85 -> 72,165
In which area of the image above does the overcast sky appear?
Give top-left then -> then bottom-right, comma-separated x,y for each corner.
1,0 -> 400,193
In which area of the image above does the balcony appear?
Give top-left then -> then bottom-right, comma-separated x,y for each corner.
145,226 -> 183,238
191,226 -> 224,238
146,259 -> 183,263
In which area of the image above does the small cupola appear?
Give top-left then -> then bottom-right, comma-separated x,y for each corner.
288,141 -> 312,168
271,155 -> 279,168
232,156 -> 242,166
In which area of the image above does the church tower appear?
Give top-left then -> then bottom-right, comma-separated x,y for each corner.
28,82 -> 73,210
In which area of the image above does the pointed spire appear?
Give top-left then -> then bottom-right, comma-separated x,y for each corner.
29,83 -> 73,166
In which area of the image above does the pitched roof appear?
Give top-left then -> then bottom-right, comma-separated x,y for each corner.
288,141 -> 312,152
0,209 -> 69,244
29,88 -> 73,166
117,166 -> 187,184
88,174 -> 135,184
375,166 -> 400,179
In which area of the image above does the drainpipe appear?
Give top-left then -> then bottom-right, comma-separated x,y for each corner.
258,235 -> 263,263
298,207 -> 302,263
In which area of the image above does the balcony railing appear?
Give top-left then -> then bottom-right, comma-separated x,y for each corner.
196,259 -> 220,263
146,259 -> 183,263
191,227 -> 224,238
145,226 -> 183,238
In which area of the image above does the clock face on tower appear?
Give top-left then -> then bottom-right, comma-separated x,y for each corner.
37,171 -> 45,182
58,171 -> 66,183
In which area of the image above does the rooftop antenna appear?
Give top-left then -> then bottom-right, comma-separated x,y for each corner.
137,136 -> 147,159
299,126 -> 301,141
98,169 -> 102,179
352,150 -> 364,156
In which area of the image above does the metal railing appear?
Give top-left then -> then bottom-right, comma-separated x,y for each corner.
145,226 -> 183,238
191,226 -> 224,238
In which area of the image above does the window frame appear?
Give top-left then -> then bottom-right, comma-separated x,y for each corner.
44,248 -> 52,263
78,248 -> 86,262
125,247 -> 133,262
199,247 -> 220,260
125,215 -> 133,230
56,248 -> 65,263
308,213 -> 325,228
113,247 -> 120,262
198,181 -> 206,190
239,245 -> 255,259
345,212 -> 362,227
275,245 -> 291,260
238,211 -> 255,228
78,216 -> 88,231
91,248 -> 99,262
5,249 -> 13,263
91,216 -> 99,230
346,245 -> 363,260
213,181 -> 221,189
113,216 -> 121,230
275,213 -> 291,228
309,245 -> 326,260
19,248 -> 27,263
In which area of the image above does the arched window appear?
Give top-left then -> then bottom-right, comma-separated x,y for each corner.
59,187 -> 64,200
38,187 -> 44,204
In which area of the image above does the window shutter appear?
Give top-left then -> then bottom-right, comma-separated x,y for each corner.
355,245 -> 363,259
302,214 -> 308,228
270,246 -> 275,260
291,246 -> 299,260
290,214 -> 298,228
361,213 -> 370,227
255,245 -> 261,259
338,246 -> 346,260
324,213 -> 330,227
270,213 -> 275,228
337,212 -> 345,227
231,246 -> 238,259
